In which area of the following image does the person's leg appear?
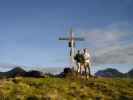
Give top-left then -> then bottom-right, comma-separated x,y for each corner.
81,64 -> 85,75
87,63 -> 91,77
80,64 -> 82,75
85,67 -> 87,78
76,63 -> 79,73
77,63 -> 80,73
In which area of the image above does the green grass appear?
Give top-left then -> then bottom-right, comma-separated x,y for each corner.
0,76 -> 133,100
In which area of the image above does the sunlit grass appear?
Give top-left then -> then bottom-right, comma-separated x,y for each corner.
0,76 -> 133,100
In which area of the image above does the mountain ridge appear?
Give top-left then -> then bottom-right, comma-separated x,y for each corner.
0,67 -> 133,78
95,68 -> 133,78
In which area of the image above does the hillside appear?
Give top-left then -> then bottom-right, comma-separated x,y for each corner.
0,76 -> 133,100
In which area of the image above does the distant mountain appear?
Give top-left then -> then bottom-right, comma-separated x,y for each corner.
0,67 -> 43,78
0,63 -> 64,74
126,69 -> 133,78
5,67 -> 26,77
25,70 -> 43,78
95,68 -> 124,77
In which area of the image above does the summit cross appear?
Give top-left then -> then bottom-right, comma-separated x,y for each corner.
59,28 -> 85,69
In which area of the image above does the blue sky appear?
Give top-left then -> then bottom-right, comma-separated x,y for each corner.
0,0 -> 133,72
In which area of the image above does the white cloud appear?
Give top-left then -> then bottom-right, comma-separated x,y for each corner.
93,44 -> 133,64
80,22 -> 133,64
82,22 -> 133,48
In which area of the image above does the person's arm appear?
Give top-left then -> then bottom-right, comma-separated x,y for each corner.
74,55 -> 77,60
86,53 -> 90,60
88,54 -> 92,66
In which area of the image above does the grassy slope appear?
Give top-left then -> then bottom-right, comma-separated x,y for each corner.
0,77 -> 133,100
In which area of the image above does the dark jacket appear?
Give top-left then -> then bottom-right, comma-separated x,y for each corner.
74,53 -> 85,63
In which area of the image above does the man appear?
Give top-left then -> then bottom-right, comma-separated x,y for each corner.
83,48 -> 91,77
74,50 -> 82,73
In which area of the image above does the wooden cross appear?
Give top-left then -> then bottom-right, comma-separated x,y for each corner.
59,28 -> 85,69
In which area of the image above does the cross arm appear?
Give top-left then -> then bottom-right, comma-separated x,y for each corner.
59,37 -> 85,41
59,37 -> 70,40
73,37 -> 85,41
